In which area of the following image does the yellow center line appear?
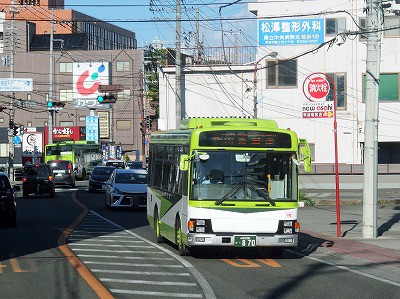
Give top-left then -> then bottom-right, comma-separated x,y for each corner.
57,191 -> 114,299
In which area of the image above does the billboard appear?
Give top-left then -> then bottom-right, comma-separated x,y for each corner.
22,133 -> 44,157
258,18 -> 324,46
73,62 -> 110,109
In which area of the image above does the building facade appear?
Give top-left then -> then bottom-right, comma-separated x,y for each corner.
0,2 -> 146,165
159,0 -> 400,166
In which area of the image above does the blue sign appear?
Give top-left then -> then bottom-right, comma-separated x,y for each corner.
12,136 -> 21,144
258,18 -> 324,46
116,146 -> 122,160
86,116 -> 99,143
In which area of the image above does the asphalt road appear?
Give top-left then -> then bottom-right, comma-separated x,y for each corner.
0,182 -> 399,298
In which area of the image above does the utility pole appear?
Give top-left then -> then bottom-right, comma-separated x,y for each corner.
363,0 -> 382,238
175,0 -> 182,128
48,8 -> 54,145
8,0 -> 15,180
195,4 -> 200,64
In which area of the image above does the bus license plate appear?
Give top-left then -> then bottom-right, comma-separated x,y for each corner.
234,236 -> 256,247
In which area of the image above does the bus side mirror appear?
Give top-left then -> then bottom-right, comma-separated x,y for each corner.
180,154 -> 189,171
299,139 -> 312,173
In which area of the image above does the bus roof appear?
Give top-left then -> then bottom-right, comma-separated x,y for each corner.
179,117 -> 278,129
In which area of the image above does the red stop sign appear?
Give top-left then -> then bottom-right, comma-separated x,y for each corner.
307,76 -> 330,99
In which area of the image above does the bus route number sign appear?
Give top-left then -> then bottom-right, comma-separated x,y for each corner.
234,235 -> 256,247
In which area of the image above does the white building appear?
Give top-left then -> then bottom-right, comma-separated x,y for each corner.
158,0 -> 400,166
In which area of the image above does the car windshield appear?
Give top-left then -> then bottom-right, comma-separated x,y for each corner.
92,167 -> 115,175
115,172 -> 147,184
105,161 -> 125,169
190,151 -> 298,202
127,162 -> 142,168
89,160 -> 101,166
25,166 -> 50,176
48,161 -> 70,170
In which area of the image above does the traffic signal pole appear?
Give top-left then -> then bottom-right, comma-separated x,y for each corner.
48,8 -> 54,145
8,0 -> 15,180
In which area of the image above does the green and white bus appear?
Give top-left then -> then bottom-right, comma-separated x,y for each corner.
45,141 -> 102,180
147,117 -> 311,256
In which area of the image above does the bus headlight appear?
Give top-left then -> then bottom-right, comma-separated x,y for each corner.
278,220 -> 299,234
188,219 -> 212,233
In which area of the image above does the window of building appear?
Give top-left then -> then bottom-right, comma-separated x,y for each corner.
116,120 -> 131,131
116,61 -> 130,72
325,18 -> 346,36
266,59 -> 297,88
326,73 -> 347,109
27,122 -> 32,127
59,90 -> 73,102
384,16 -> 400,37
79,116 -> 86,122
59,62 -> 73,73
44,121 -> 48,127
19,0 -> 40,5
363,73 -> 399,102
0,117 -> 3,123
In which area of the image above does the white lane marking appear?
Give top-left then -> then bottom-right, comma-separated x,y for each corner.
90,210 -> 216,299
289,250 -> 400,287
72,230 -> 122,233
70,234 -> 134,239
77,254 -> 174,261
101,278 -> 197,287
70,249 -> 165,254
110,289 -> 203,298
69,243 -> 153,248
68,238 -> 144,243
92,269 -> 190,276
83,261 -> 183,268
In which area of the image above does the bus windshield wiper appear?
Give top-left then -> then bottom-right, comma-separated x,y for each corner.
246,181 -> 276,206
215,183 -> 243,205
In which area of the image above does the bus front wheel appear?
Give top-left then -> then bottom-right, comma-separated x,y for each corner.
175,217 -> 188,256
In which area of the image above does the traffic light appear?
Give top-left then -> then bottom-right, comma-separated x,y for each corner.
19,125 -> 24,135
12,124 -> 18,136
47,101 -> 65,109
97,93 -> 117,104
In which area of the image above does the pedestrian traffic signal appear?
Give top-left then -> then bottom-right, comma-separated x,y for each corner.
97,93 -> 117,104
47,101 -> 65,109
19,125 -> 25,135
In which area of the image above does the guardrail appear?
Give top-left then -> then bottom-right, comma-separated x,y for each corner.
299,163 -> 400,175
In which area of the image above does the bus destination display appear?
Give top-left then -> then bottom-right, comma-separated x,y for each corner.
199,131 -> 292,148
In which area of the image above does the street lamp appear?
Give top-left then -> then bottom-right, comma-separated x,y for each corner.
253,51 -> 278,118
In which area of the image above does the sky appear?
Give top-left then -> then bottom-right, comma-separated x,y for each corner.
64,0 -> 257,49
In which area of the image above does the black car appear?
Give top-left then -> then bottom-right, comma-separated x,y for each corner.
126,161 -> 144,169
0,172 -> 20,227
47,160 -> 76,187
22,163 -> 55,198
88,166 -> 115,192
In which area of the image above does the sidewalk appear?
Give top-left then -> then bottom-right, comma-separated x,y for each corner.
298,205 -> 400,285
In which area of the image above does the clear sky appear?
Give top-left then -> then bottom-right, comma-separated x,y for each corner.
64,0 -> 257,49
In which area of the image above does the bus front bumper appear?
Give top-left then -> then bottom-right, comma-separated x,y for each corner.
186,233 -> 298,247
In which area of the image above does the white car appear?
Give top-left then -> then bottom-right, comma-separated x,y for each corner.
104,168 -> 148,209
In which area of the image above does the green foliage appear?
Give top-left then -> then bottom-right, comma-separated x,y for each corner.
299,192 -> 315,206
123,153 -> 131,162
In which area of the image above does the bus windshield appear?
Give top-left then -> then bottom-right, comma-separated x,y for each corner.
190,151 -> 297,202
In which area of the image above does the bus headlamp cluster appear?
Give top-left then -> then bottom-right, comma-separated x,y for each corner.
188,219 -> 211,233
278,220 -> 300,234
